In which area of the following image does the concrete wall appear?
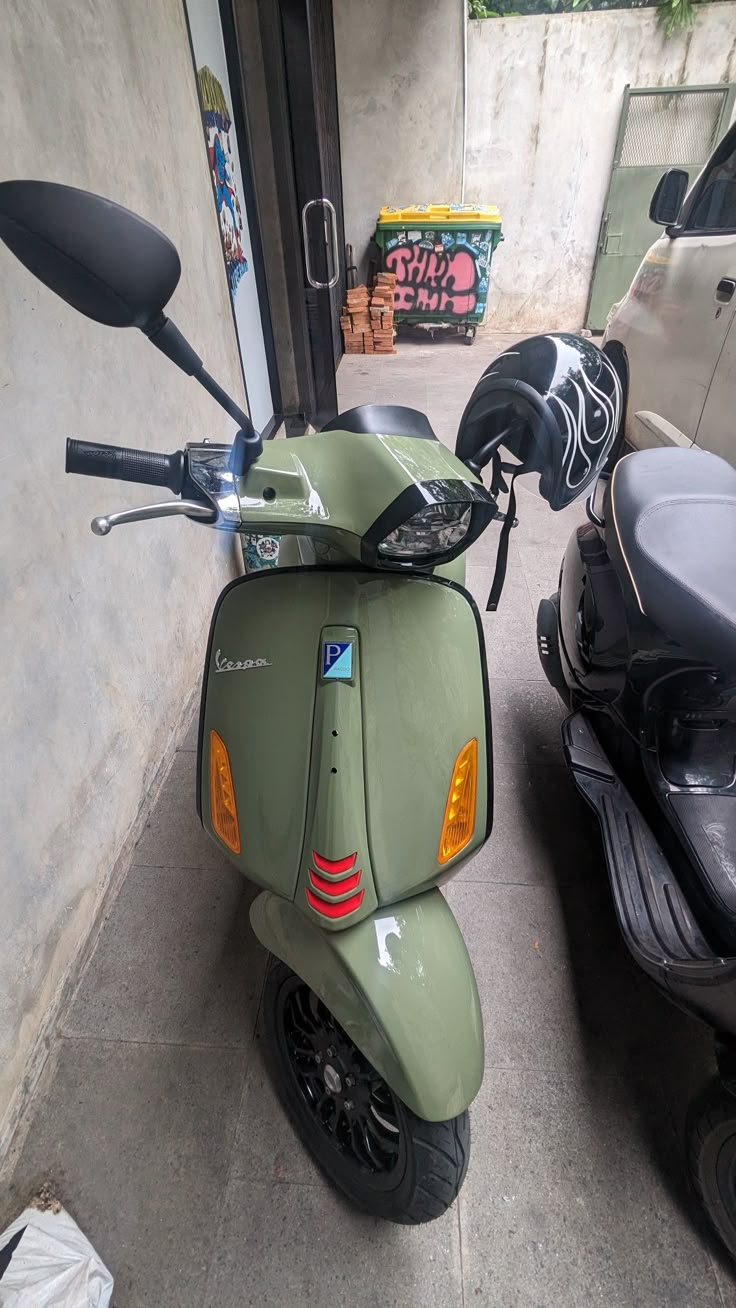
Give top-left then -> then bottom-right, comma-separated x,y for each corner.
335,0 -> 736,329
467,4 -> 736,330
334,0 -> 464,285
0,0 -> 244,1158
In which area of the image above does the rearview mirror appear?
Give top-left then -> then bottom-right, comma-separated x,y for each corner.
649,169 -> 688,227
0,180 -> 181,329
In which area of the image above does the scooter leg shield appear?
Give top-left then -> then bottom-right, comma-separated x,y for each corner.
250,886 -> 484,1122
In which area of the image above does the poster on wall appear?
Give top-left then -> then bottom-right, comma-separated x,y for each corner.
197,65 -> 249,296
186,0 -> 273,434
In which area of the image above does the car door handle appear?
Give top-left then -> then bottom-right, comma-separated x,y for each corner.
715,278 -> 736,304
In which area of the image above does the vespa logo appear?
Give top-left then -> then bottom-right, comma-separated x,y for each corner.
214,648 -> 272,674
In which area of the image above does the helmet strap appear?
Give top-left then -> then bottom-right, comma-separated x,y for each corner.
486,468 -> 519,612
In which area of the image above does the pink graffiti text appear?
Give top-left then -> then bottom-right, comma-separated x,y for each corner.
385,244 -> 478,315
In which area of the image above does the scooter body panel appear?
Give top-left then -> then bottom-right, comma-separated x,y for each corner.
557,520 -> 628,700
547,495 -> 736,1042
250,886 -> 485,1120
199,567 -> 491,924
222,429 -> 489,563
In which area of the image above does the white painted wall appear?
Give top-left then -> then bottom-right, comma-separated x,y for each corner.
0,0 -> 244,1157
335,0 -> 736,330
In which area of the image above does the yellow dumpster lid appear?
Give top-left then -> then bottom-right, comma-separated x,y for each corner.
378,203 -> 502,225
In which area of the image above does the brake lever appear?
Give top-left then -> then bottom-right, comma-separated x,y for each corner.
91,499 -> 215,536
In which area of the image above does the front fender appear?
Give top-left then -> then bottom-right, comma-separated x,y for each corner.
250,887 -> 484,1122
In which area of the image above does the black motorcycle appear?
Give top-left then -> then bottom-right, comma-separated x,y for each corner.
535,439 -> 736,1259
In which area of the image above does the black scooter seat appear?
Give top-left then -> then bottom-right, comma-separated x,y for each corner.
610,448 -> 736,670
321,404 -> 437,441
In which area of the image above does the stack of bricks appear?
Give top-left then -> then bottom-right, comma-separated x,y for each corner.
341,285 -> 370,354
369,272 -> 396,353
340,272 -> 397,355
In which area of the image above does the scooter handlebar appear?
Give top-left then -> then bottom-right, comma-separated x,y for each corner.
65,438 -> 185,494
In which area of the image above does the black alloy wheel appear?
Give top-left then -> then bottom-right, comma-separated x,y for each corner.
264,961 -> 470,1223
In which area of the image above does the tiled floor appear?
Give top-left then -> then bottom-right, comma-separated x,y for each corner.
6,332 -> 736,1306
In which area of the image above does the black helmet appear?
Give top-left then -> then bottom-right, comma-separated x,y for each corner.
455,333 -> 622,511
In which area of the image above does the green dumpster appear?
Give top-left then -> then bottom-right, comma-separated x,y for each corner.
375,204 -> 503,341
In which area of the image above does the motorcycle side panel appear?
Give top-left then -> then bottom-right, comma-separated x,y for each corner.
199,568 -> 491,916
558,520 -> 628,697
250,886 -> 485,1120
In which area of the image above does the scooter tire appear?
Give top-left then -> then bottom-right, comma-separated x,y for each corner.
687,1077 -> 736,1260
263,960 -> 471,1224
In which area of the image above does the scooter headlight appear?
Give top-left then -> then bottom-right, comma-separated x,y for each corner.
378,502 -> 472,559
363,479 -> 496,569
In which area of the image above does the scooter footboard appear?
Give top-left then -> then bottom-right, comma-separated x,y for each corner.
251,887 -> 484,1121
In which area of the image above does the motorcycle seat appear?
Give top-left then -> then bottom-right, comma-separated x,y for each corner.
609,447 -> 736,670
321,404 -> 437,440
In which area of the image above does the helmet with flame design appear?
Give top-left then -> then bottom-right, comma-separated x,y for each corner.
455,333 -> 623,511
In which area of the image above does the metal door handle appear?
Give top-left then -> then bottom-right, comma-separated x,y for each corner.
716,278 -> 736,304
301,197 -> 340,290
597,212 -> 610,255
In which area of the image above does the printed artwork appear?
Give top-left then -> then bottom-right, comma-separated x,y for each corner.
197,64 -> 248,295
383,229 -> 493,320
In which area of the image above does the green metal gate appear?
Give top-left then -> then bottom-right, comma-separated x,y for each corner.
586,83 -> 736,332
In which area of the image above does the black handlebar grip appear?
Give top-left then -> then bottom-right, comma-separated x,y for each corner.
65,439 -> 185,493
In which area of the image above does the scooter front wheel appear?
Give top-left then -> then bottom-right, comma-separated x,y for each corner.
264,961 -> 470,1223
687,1077 -> 736,1259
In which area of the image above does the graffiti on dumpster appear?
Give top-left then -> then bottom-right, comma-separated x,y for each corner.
384,230 -> 491,320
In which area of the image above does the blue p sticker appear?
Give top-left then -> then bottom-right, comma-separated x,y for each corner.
322,640 -> 353,680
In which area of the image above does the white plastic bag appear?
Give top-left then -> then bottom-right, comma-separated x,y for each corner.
0,1204 -> 113,1308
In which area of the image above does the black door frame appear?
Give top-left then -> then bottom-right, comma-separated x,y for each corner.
217,0 -> 283,434
256,0 -> 344,429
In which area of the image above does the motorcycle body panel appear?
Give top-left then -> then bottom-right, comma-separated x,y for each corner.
250,886 -> 485,1120
198,568 -> 491,928
195,429 -> 488,563
548,491 -> 736,1043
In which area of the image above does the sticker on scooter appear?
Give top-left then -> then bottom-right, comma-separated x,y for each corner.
322,640 -> 353,680
214,648 -> 272,673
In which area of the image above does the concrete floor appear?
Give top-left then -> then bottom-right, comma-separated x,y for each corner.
6,331 -> 736,1306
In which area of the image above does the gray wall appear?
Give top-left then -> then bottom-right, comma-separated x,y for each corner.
1,0 -> 244,1158
467,4 -> 736,330
335,0 -> 736,329
334,0 -> 465,285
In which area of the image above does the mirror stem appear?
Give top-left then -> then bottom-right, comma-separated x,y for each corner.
145,317 -> 262,470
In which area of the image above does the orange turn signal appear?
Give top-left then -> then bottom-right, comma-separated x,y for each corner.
438,738 -> 478,864
209,729 -> 241,854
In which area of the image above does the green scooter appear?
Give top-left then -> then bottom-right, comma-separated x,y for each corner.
1,182 -> 617,1223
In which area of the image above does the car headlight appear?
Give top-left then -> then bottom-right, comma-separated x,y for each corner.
362,479 -> 496,569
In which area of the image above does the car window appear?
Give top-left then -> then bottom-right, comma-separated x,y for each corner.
686,132 -> 736,232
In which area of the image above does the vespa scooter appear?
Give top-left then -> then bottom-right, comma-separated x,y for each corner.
0,180 -> 502,1223
1,185 -> 623,1223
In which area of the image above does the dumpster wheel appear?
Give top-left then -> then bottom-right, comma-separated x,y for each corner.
463,325 -> 477,346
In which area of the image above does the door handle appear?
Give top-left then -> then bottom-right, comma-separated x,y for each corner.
597,212 -> 610,255
715,278 -> 736,304
301,197 -> 340,290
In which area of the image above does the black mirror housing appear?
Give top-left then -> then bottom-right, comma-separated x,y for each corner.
649,168 -> 689,227
0,180 -> 181,329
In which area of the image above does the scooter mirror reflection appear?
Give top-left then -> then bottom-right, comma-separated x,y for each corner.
0,180 -> 181,330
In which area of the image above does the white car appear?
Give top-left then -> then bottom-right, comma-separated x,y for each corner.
604,119 -> 736,466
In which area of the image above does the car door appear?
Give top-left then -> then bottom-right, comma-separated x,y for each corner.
691,131 -> 736,465
611,121 -> 736,452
